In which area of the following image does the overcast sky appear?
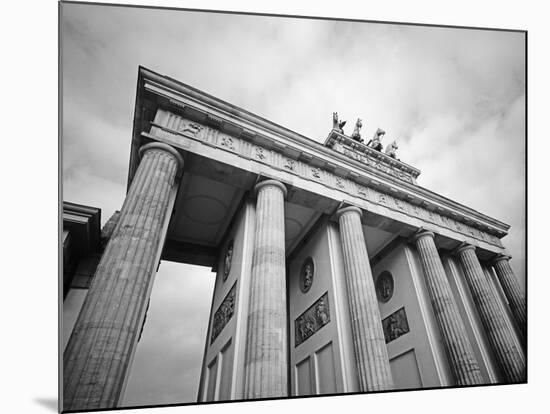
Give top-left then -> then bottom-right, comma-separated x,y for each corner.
61,3 -> 525,408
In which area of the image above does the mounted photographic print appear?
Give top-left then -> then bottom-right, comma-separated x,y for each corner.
60,1 -> 526,412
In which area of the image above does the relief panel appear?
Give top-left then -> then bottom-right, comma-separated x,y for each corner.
295,292 -> 331,347
211,282 -> 236,344
382,307 -> 410,344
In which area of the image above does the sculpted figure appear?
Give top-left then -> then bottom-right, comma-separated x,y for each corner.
298,316 -> 308,340
351,118 -> 363,142
223,241 -> 233,280
367,128 -> 385,151
303,262 -> 313,291
332,112 -> 347,134
380,277 -> 392,300
315,297 -> 329,325
388,314 -> 406,341
385,140 -> 399,159
298,316 -> 315,341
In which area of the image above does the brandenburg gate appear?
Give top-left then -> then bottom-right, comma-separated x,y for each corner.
62,66 -> 526,411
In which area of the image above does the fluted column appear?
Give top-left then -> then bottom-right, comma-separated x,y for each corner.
412,230 -> 484,385
492,255 -> 526,339
336,206 -> 393,391
63,142 -> 184,411
456,245 -> 526,382
244,180 -> 287,399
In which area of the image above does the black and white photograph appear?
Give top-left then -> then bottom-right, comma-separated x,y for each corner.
57,1 -> 529,412
9,0 -> 550,412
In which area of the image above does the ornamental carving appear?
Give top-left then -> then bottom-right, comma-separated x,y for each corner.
223,240 -> 233,282
394,198 -> 406,211
376,271 -> 394,303
284,158 -> 296,171
255,146 -> 266,160
382,307 -> 410,343
220,135 -> 236,151
178,122 -> 202,136
300,257 -> 314,293
295,292 -> 330,346
210,283 -> 236,344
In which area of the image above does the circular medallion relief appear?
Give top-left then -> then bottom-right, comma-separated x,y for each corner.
376,271 -> 394,303
223,240 -> 234,282
300,257 -> 315,293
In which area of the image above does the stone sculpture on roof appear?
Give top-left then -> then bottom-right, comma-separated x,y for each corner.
332,112 -> 347,134
367,128 -> 385,151
385,140 -> 399,159
351,118 -> 363,143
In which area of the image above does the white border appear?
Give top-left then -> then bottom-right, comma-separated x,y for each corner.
3,1 -> 545,414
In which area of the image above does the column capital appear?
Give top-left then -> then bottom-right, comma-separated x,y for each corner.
491,253 -> 512,266
139,142 -> 184,171
455,243 -> 476,256
335,205 -> 363,220
254,179 -> 287,199
410,228 -> 435,244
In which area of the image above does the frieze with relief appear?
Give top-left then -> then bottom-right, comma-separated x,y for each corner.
382,307 -> 410,343
295,292 -> 330,346
148,109 -> 504,249
210,282 -> 236,344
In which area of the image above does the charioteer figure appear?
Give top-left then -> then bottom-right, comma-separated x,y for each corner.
366,128 -> 385,151
351,118 -> 363,143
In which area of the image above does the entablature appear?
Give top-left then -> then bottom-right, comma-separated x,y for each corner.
130,67 -> 510,249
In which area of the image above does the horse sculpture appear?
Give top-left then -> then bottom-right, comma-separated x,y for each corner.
332,112 -> 347,134
385,140 -> 399,159
351,118 -> 363,142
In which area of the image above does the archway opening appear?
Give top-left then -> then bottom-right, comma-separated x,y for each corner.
121,261 -> 215,407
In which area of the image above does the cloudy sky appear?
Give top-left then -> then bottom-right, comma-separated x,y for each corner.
61,2 -> 525,408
